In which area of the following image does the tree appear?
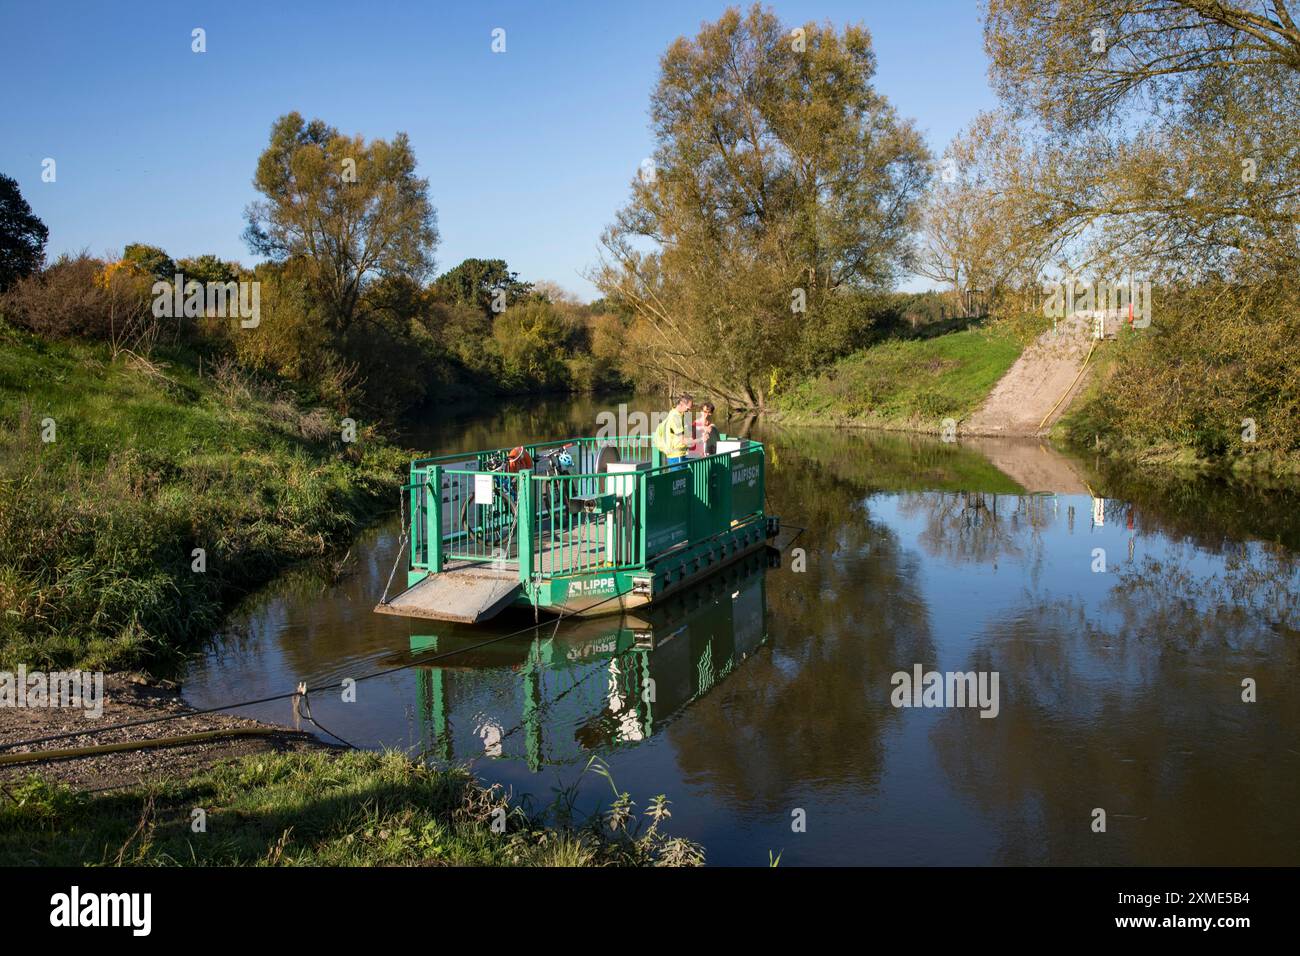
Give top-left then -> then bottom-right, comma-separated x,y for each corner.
983,0 -> 1300,280
243,112 -> 439,332
431,258 -> 532,316
0,174 -> 48,292
915,112 -> 1064,311
177,253 -> 239,285
121,243 -> 176,281
594,5 -> 930,410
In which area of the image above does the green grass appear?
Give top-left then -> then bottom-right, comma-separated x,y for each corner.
775,326 -> 1025,430
0,750 -> 704,867
0,321 -> 409,673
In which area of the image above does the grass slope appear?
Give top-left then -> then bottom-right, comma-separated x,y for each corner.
0,322 -> 408,673
776,327 -> 1024,431
0,750 -> 704,867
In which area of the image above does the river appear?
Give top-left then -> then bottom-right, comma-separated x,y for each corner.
184,395 -> 1300,866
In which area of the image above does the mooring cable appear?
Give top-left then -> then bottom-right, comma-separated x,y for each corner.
378,481 -> 415,606
0,586 -> 632,757
295,687 -> 360,750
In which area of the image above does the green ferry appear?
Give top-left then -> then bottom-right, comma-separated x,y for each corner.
374,433 -> 777,623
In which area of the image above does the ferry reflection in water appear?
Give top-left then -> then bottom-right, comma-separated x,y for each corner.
404,554 -> 769,771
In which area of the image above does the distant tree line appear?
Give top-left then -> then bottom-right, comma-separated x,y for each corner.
0,113 -> 629,422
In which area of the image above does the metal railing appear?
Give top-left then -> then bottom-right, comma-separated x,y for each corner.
408,435 -> 765,583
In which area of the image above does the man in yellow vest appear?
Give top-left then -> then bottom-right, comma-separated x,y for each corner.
653,393 -> 693,466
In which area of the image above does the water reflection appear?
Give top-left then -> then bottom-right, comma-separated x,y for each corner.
183,396 -> 1300,865
404,554 -> 769,771
931,548 -> 1300,865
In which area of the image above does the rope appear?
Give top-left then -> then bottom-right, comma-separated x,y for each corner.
1037,338 -> 1098,432
0,587 -> 632,757
295,686 -> 359,750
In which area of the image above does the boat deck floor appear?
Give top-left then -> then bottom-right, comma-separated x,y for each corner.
374,564 -> 521,624
375,523 -> 624,624
441,521 -> 625,576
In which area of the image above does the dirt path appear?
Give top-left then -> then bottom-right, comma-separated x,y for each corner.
0,674 -> 330,792
963,314 -> 1095,437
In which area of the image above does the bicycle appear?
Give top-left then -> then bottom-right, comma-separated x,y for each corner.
458,444 -> 576,547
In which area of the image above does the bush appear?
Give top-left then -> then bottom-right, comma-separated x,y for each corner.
0,252 -> 165,356
1,253 -> 110,339
1069,279 -> 1300,464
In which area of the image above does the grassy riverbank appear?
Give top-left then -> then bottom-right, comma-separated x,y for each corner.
773,326 -> 1024,431
0,750 -> 703,866
0,320 -> 408,674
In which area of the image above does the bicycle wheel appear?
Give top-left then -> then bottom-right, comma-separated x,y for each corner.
461,489 -> 518,545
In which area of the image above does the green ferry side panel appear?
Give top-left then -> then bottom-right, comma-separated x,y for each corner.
395,435 -> 772,619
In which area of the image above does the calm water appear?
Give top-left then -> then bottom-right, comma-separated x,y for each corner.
185,396 -> 1300,866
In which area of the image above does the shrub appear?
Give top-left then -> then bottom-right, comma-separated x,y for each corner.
1,252 -> 109,339
1072,279 -> 1300,463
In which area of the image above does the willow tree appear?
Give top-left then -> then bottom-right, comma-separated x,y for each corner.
915,112 -> 1069,314
244,112 -> 439,332
984,0 -> 1300,280
595,4 -> 929,411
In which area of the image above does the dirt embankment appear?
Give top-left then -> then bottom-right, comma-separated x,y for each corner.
963,315 -> 1095,437
0,674 -> 330,792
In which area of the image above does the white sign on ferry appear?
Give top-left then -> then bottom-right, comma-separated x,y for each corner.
568,576 -> 616,597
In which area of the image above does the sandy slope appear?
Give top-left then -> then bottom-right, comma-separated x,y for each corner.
963,314 -> 1094,437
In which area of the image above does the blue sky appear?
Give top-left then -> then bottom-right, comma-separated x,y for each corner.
0,1 -> 996,300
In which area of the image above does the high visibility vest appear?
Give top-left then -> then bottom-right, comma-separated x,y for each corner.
653,408 -> 689,457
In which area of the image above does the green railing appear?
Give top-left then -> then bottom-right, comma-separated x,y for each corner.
408,435 -> 764,583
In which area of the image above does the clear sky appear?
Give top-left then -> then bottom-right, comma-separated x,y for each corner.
0,0 -> 996,300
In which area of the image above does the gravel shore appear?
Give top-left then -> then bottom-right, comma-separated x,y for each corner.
0,674 -> 332,791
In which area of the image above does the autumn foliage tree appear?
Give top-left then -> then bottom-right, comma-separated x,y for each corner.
243,112 -> 439,333
983,0 -> 1300,279
595,4 -> 929,411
